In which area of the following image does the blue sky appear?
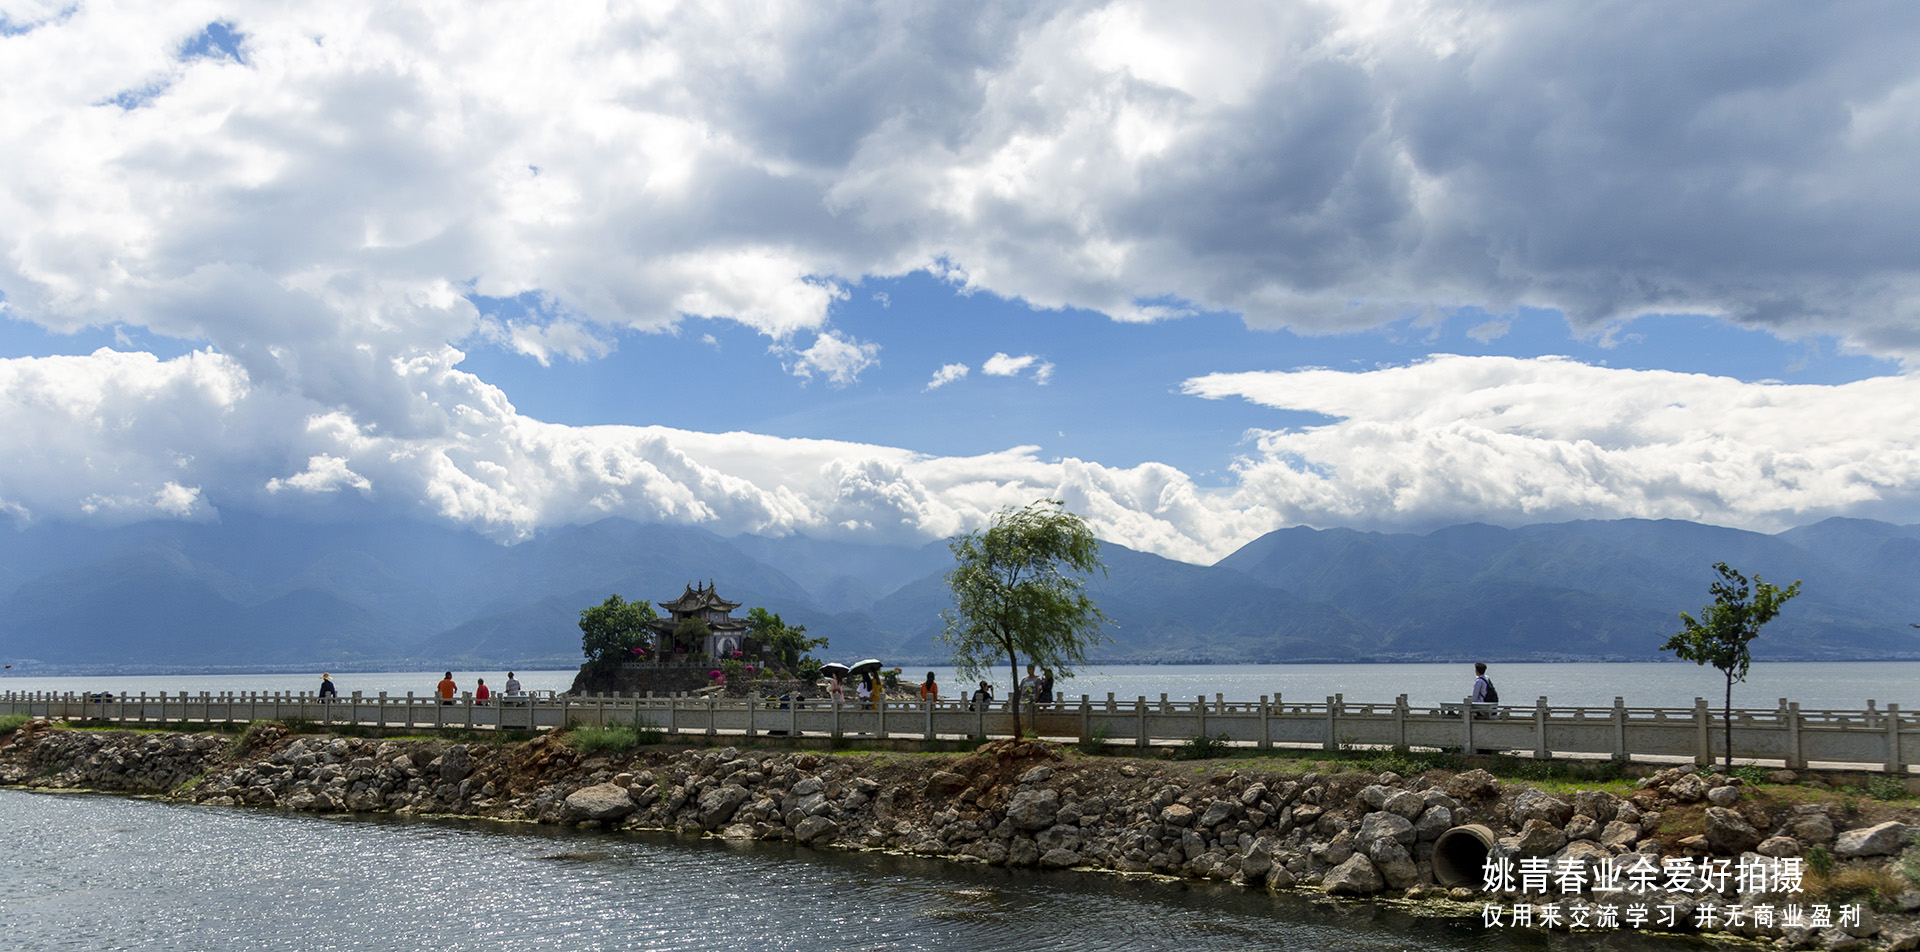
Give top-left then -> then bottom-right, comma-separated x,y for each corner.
1,2 -> 1918,563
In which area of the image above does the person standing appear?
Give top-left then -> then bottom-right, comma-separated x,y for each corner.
318,673 -> 337,699
829,674 -> 846,707
1038,668 -> 1054,706
474,678 -> 491,705
919,672 -> 939,702
857,673 -> 875,708
1018,664 -> 1042,702
503,672 -> 522,696
970,680 -> 993,711
438,672 -> 458,705
1471,662 -> 1495,703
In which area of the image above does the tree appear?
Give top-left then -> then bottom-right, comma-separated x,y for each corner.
579,595 -> 658,671
746,606 -> 827,673
673,616 -> 711,657
940,499 -> 1109,738
1662,562 -> 1801,771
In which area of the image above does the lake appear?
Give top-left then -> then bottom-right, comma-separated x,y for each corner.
0,788 -> 1699,952
6,661 -> 1918,711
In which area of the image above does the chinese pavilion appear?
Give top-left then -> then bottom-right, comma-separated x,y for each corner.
646,581 -> 754,660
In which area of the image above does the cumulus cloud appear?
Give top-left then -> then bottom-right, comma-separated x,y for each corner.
778,330 -> 881,387
924,362 -> 969,390
3,4 -> 1920,563
981,352 -> 1056,384
1187,355 -> 1920,532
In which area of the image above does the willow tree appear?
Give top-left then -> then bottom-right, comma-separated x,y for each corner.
940,499 -> 1109,738
1662,562 -> 1801,771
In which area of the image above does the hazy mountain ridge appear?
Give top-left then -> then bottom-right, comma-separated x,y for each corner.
1,515 -> 1916,671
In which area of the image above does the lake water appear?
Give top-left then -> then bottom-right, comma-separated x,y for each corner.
0,788 -> 1696,952
6,661 -> 1918,711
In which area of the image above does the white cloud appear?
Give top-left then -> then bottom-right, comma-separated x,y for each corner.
982,352 -> 1055,384
2,4 -> 1919,564
1186,355 -> 1920,532
924,362 -> 970,390
778,330 -> 881,387
266,454 -> 373,495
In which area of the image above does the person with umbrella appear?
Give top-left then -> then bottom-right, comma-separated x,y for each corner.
849,659 -> 883,710
818,662 -> 850,706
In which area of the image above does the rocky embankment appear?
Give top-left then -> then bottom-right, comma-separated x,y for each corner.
4,717 -> 1917,950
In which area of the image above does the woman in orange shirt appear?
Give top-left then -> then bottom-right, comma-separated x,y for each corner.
438,672 -> 457,704
919,672 -> 938,702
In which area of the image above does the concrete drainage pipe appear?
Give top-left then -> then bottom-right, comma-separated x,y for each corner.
1431,824 -> 1498,888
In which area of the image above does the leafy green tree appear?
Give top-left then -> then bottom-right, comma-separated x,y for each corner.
745,606 -> 828,673
579,595 -> 659,671
1662,562 -> 1801,771
940,498 -> 1109,737
673,616 -> 711,657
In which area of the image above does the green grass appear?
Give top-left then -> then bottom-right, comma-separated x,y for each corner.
1175,732 -> 1233,761
0,713 -> 31,735
566,725 -> 643,754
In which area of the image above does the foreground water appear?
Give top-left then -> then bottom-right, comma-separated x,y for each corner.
6,662 -> 1919,711
0,789 -> 1699,952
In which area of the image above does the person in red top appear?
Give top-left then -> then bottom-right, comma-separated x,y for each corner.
474,678 -> 491,705
437,672 -> 457,705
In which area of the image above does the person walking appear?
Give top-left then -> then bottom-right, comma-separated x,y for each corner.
437,672 -> 458,705
1471,662 -> 1496,704
318,673 -> 337,699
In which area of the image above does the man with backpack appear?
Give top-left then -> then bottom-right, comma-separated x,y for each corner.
1471,662 -> 1499,705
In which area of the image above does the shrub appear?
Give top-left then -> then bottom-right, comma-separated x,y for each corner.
566,725 -> 639,754
719,659 -> 745,682
1731,764 -> 1770,786
1900,831 -> 1920,889
0,713 -> 30,736
1865,774 -> 1908,801
1176,732 -> 1232,760
1806,845 -> 1836,878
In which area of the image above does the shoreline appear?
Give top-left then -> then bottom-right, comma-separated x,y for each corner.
3,718 -> 1916,950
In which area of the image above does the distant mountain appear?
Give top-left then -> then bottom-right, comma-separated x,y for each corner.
1,513 -> 1916,672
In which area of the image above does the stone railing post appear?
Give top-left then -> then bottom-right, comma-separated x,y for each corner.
1888,704 -> 1903,773
1787,701 -> 1805,769
1534,697 -> 1550,761
1693,698 -> 1711,766
1136,696 -> 1147,748
1611,697 -> 1629,763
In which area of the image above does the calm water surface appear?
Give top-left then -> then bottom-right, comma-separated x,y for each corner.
5,662 -> 1917,711
0,789 -> 1701,952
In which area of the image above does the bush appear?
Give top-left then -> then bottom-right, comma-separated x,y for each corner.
566,725 -> 639,754
1732,764 -> 1771,785
1806,845 -> 1836,878
1865,774 -> 1908,801
0,713 -> 30,736
1176,732 -> 1232,760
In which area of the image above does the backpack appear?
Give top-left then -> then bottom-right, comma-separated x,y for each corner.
1480,677 -> 1499,704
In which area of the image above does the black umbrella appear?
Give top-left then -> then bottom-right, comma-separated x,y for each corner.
848,659 -> 883,678
818,662 -> 851,679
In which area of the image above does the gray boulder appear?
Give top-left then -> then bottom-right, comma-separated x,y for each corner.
793,815 -> 839,844
1006,789 -> 1062,831
1357,811 -> 1416,849
1445,769 -> 1500,800
1323,854 -> 1385,895
1704,807 -> 1761,855
1668,772 -> 1707,803
1573,789 -> 1620,822
1509,789 -> 1572,827
1835,821 -> 1910,858
697,783 -> 751,830
565,783 -> 635,821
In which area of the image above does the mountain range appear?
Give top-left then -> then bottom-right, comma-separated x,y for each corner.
1,513 -> 1916,672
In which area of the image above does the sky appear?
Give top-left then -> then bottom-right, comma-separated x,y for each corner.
2,1 -> 1919,565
